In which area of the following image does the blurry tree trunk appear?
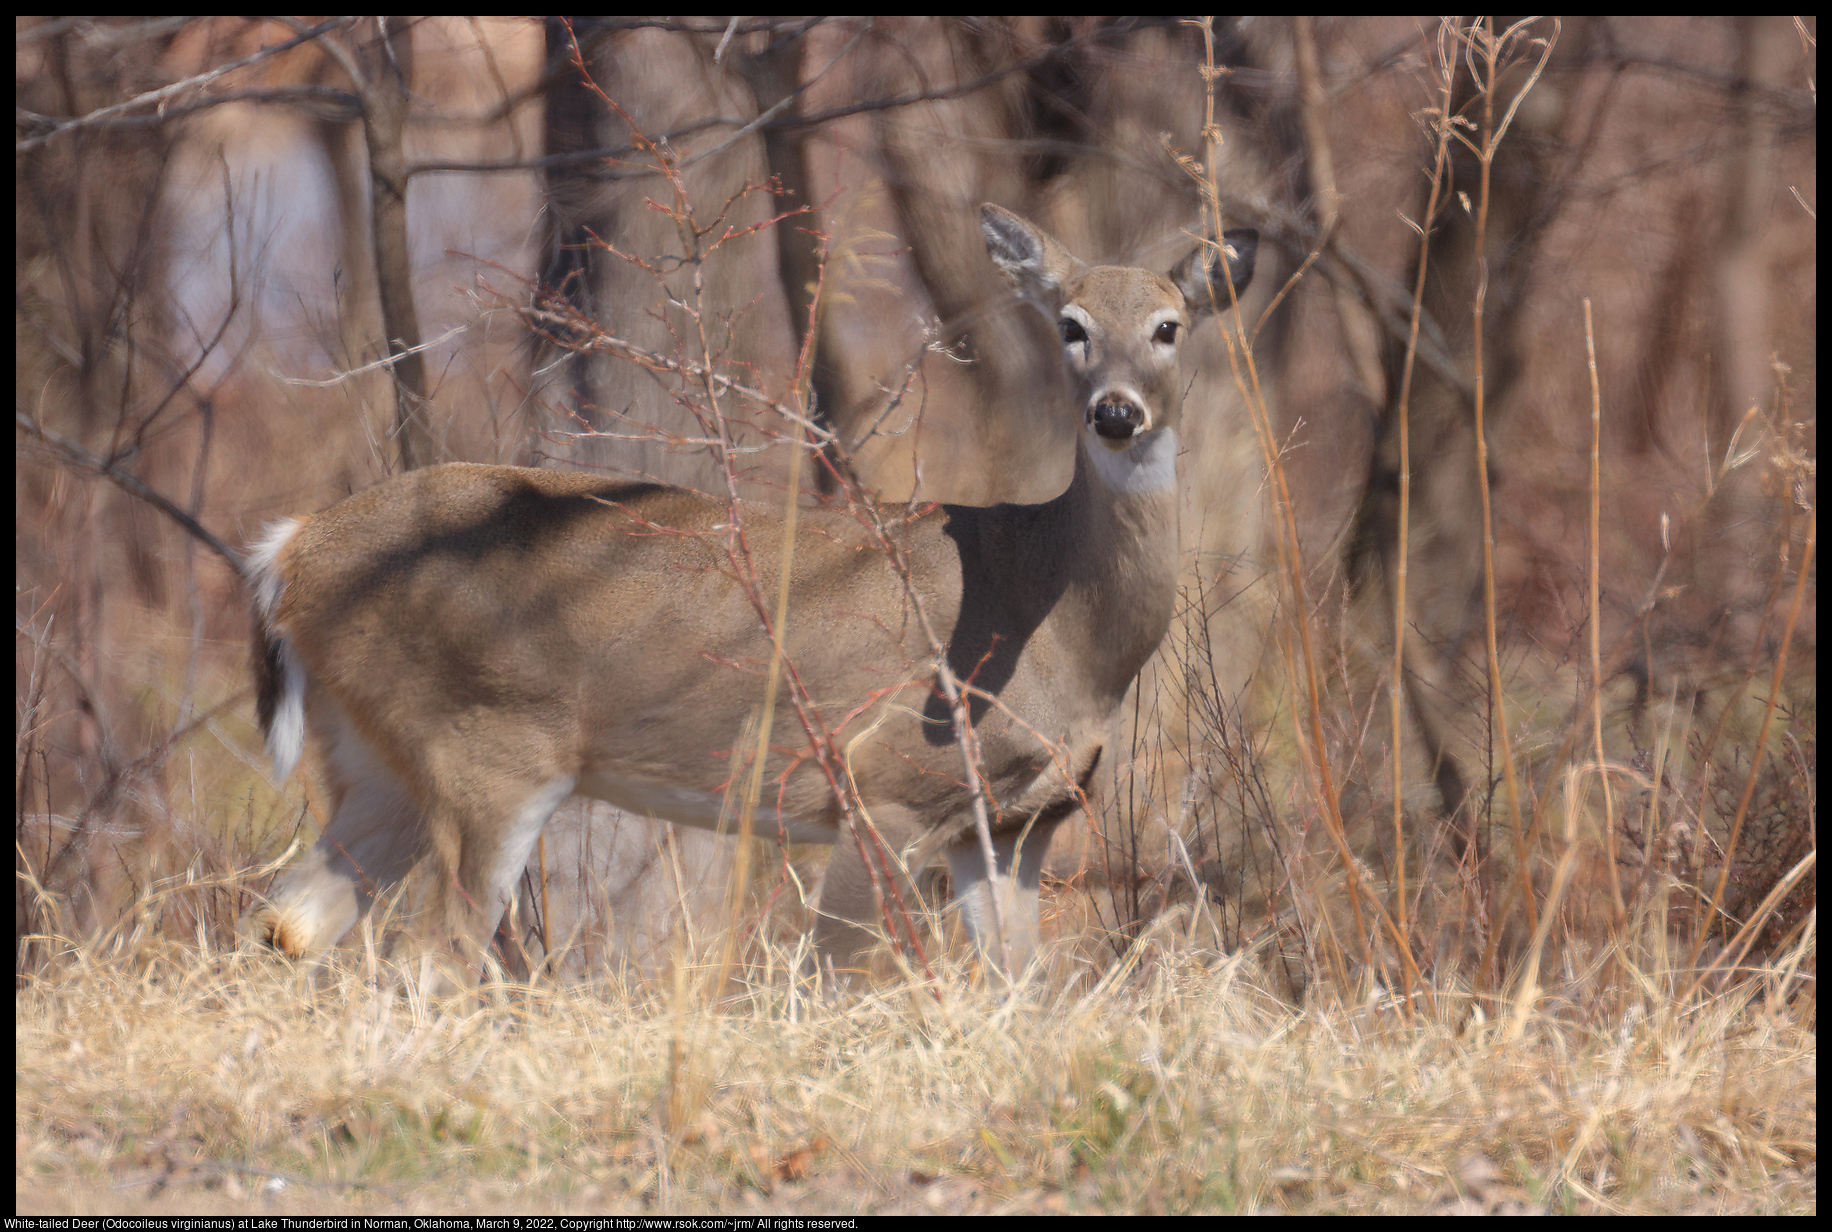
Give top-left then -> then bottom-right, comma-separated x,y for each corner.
356,16 -> 434,470
1709,16 -> 1790,655
735,22 -> 850,490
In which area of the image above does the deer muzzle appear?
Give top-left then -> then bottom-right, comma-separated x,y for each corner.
1089,393 -> 1148,441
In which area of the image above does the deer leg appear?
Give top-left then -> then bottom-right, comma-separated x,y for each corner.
946,815 -> 1064,975
811,806 -> 923,975
427,771 -> 576,981
252,733 -> 426,959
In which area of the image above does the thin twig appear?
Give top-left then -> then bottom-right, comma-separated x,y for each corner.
1584,298 -> 1627,929
15,17 -> 353,152
16,412 -> 248,582
1380,17 -> 1461,1005
1464,17 -> 1560,973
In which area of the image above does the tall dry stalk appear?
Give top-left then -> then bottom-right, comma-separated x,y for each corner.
1379,18 -> 1463,998
1189,15 -> 1440,1002
1452,16 -> 1558,981
1583,298 -> 1627,932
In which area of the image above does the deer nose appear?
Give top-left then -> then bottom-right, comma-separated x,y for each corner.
1089,393 -> 1147,441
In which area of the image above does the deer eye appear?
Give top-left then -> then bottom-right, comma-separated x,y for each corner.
1059,317 -> 1088,346
1154,320 -> 1180,345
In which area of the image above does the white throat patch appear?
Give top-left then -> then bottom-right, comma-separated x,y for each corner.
1086,427 -> 1179,494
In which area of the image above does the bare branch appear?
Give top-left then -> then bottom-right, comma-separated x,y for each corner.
16,411 -> 249,583
402,27 -> 1118,183
15,18 -> 353,153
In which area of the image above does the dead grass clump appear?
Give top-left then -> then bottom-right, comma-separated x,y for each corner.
16,930 -> 1814,1215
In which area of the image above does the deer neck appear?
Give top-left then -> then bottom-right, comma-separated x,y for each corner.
1054,427 -> 1182,699
934,425 -> 1181,725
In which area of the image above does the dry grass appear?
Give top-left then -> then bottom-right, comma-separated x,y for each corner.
16,923 -> 1815,1216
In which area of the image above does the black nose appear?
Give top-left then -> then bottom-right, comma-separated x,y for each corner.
1090,397 -> 1144,440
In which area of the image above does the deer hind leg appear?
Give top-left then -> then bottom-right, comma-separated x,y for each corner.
945,814 -> 1066,975
252,719 -> 428,959
420,767 -> 576,981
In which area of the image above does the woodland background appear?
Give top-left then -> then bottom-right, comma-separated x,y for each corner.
17,15 -> 1815,996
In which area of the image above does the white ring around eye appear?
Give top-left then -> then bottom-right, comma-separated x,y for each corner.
1147,308 -> 1184,348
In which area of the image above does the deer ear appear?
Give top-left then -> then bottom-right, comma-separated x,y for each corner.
981,204 -> 1081,314
1171,228 -> 1259,315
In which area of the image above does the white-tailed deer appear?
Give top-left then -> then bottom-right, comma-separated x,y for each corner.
247,204 -> 1257,976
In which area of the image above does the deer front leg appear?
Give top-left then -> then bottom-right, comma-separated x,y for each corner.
811,806 -> 926,976
946,815 -> 1064,975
